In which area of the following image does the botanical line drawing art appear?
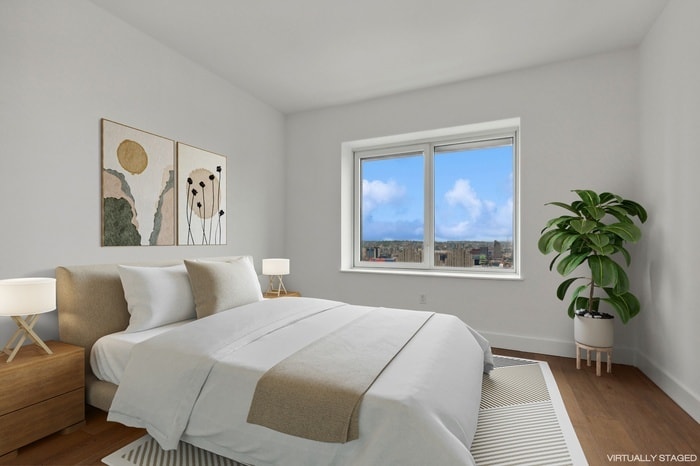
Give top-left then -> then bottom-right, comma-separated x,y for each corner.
178,143 -> 226,245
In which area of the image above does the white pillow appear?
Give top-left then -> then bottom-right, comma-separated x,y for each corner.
118,264 -> 196,333
184,257 -> 263,318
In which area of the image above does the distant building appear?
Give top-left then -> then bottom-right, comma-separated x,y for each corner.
493,240 -> 502,260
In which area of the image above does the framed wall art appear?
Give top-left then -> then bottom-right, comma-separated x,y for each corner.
177,143 -> 227,245
101,119 -> 176,246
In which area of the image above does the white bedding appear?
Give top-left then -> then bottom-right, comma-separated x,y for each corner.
108,297 -> 493,466
91,319 -> 193,385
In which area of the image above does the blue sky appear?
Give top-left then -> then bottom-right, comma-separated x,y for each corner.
361,145 -> 513,242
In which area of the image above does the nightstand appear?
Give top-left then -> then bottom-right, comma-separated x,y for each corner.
0,341 -> 85,459
263,291 -> 301,298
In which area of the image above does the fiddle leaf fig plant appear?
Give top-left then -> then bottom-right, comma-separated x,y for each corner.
538,190 -> 647,323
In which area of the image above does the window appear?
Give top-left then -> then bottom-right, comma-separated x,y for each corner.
341,119 -> 520,278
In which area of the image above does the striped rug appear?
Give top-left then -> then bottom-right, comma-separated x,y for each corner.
103,356 -> 587,466
472,356 -> 588,465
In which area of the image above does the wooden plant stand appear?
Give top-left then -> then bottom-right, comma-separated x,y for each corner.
575,342 -> 612,376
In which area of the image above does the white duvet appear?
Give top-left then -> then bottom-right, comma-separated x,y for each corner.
108,297 -> 493,466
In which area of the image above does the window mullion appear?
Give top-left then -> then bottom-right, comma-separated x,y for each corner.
423,143 -> 434,268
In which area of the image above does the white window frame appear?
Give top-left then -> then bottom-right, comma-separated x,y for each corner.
340,118 -> 521,279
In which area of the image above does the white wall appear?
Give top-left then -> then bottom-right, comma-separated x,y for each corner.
637,0 -> 700,421
0,1 -> 286,343
285,50 -> 641,362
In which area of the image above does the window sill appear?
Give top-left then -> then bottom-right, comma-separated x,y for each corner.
340,266 -> 522,281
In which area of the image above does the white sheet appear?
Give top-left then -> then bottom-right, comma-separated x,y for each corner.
91,319 -> 193,385
108,297 -> 493,466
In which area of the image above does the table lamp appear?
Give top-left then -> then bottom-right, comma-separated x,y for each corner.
0,277 -> 56,362
262,258 -> 290,296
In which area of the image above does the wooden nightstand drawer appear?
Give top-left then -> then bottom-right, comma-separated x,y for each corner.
0,341 -> 84,416
0,388 -> 84,456
0,341 -> 85,457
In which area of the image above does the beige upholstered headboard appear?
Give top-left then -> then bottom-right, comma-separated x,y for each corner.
55,256 -> 248,411
56,261 -> 181,369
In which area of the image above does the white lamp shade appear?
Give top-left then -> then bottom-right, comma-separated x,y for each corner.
262,258 -> 290,276
0,277 -> 56,316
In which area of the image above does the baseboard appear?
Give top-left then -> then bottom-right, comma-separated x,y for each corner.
481,330 -> 636,365
635,350 -> 700,423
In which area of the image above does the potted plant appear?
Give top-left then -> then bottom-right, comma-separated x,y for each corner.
538,190 -> 647,347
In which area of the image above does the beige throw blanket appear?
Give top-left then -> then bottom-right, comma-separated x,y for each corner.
247,308 -> 434,443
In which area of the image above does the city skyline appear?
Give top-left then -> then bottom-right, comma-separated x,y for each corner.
362,239 -> 514,268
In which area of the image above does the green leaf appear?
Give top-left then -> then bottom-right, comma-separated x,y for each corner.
574,190 -> 600,206
587,233 -> 610,249
599,192 -> 622,204
604,243 -> 629,264
538,229 -> 563,254
603,244 -> 617,255
618,246 -> 632,266
590,243 -> 616,256
571,200 -> 585,212
588,255 -> 618,287
570,284 -> 589,304
559,233 -> 580,252
621,200 -> 648,223
556,277 -> 584,300
548,254 -> 561,272
602,291 -> 641,323
544,215 -> 577,230
545,201 -> 579,215
570,219 -> 597,234
552,231 -> 580,252
556,252 -> 588,276
612,262 -> 630,295
604,222 -> 642,242
583,206 -> 606,221
568,237 -> 590,255
606,205 -> 634,224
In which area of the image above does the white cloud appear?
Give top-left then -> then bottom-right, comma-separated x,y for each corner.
438,179 -> 513,240
445,179 -> 482,219
494,197 -> 513,228
362,179 -> 406,214
439,220 -> 472,238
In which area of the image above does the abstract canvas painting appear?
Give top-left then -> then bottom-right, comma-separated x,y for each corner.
102,119 -> 176,246
177,143 -> 227,245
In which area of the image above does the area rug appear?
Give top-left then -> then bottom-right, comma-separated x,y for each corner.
471,356 -> 588,465
103,355 -> 587,466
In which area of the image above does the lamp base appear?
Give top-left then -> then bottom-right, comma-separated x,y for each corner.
2,314 -> 53,363
266,275 -> 288,297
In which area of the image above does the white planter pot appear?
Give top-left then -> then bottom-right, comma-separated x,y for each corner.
574,314 -> 614,347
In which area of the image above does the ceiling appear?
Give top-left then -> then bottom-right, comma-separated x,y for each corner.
90,0 -> 668,114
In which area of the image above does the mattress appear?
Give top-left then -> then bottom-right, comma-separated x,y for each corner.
90,319 -> 194,385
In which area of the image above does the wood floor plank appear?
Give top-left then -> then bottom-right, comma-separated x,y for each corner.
2,349 -> 697,465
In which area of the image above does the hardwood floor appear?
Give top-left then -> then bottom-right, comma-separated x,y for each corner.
497,349 -> 699,466
1,349 -> 697,465
0,405 -> 144,466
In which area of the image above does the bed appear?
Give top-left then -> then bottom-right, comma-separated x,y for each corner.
56,256 -> 494,466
